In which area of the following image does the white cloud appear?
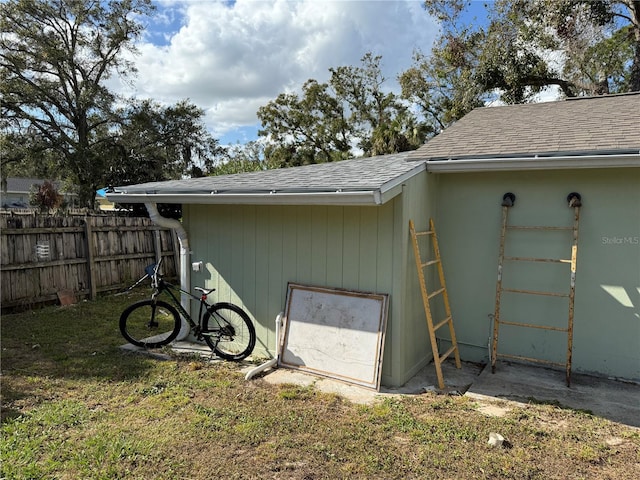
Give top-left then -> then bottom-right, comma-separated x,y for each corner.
116,0 -> 438,141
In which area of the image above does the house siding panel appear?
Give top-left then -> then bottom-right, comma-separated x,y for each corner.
435,168 -> 640,381
185,200 -> 407,385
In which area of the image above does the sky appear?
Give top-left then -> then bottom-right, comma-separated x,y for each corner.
112,0 -> 457,146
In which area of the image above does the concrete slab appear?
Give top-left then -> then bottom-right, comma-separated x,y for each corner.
119,340 -> 219,362
467,362 -> 640,428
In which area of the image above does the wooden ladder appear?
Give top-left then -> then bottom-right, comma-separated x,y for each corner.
409,218 -> 462,390
491,192 -> 581,386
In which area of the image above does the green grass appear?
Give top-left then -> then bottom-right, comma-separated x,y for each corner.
2,292 -> 639,479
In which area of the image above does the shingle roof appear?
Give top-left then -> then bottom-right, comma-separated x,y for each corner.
410,92 -> 640,161
114,151 -> 420,195
2,177 -> 63,193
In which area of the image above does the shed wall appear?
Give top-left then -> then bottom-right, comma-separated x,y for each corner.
183,169 -> 436,387
184,201 -> 405,385
433,168 -> 640,380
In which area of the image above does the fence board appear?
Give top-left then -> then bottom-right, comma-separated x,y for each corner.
1,214 -> 178,311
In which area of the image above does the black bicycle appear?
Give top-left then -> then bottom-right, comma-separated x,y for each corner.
119,260 -> 256,361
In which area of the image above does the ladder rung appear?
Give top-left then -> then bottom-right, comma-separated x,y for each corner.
507,225 -> 573,231
499,319 -> 569,332
496,352 -> 565,368
427,287 -> 445,299
439,345 -> 457,363
414,230 -> 434,236
504,256 -> 571,264
502,288 -> 569,298
422,259 -> 440,267
433,316 -> 452,331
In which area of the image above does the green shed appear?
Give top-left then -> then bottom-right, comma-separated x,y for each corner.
108,92 -> 640,386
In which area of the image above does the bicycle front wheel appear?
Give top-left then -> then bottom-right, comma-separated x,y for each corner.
119,299 -> 181,348
202,303 -> 256,361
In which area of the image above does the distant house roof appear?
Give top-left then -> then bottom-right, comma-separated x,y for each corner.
410,92 -> 640,172
108,151 -> 426,206
1,177 -> 62,193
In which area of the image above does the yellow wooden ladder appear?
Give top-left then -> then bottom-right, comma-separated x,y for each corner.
491,192 -> 581,386
409,218 -> 462,390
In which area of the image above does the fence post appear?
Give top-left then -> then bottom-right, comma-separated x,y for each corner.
84,216 -> 97,299
153,228 -> 162,265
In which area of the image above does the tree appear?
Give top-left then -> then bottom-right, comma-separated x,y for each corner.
401,0 -> 639,130
257,79 -> 353,166
210,140 -> 279,175
29,180 -> 63,212
478,0 -> 639,99
258,54 -> 427,166
0,0 -> 154,207
0,129 -> 62,179
104,99 -> 225,187
399,34 -> 486,132
329,53 -> 415,155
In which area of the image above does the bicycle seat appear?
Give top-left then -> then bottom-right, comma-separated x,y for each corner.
194,286 -> 216,295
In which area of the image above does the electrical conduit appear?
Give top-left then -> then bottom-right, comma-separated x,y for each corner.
245,312 -> 283,380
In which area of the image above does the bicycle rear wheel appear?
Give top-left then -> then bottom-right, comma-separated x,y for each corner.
202,303 -> 256,361
119,299 -> 181,348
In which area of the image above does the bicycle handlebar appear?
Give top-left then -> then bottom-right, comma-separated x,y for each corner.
116,259 -> 164,295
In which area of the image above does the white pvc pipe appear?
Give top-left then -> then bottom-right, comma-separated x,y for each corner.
145,202 -> 191,340
245,312 -> 283,380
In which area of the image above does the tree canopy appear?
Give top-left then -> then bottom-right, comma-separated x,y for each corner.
1,0 -> 223,209
104,99 -> 224,188
1,0 -> 155,207
257,53 -> 428,167
401,0 -> 640,130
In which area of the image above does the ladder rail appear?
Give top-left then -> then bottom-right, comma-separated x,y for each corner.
491,204 -> 509,375
409,219 -> 461,390
430,218 -> 462,370
566,206 -> 580,386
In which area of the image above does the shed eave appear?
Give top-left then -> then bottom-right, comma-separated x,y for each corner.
105,190 -> 387,206
425,153 -> 640,173
378,161 -> 427,203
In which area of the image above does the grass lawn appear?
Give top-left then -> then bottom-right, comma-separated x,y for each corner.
2,292 -> 639,479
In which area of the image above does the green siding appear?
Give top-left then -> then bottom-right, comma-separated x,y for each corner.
396,171 -> 438,386
434,168 -> 640,380
181,166 -> 638,385
184,200 -> 418,385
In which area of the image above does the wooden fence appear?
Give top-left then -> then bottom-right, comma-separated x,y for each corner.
1,214 -> 178,311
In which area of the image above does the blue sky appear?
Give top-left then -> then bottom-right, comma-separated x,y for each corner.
113,1 -> 492,146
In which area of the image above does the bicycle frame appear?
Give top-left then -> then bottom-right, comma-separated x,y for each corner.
153,278 -> 209,335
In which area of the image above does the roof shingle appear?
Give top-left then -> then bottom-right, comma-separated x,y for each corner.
115,151 -> 420,195
410,92 -> 640,161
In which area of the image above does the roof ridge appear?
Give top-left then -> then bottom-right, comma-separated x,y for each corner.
566,91 -> 640,101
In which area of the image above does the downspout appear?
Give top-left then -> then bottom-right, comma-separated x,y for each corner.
145,202 -> 191,340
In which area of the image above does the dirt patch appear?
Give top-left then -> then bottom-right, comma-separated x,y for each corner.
476,402 -> 511,417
